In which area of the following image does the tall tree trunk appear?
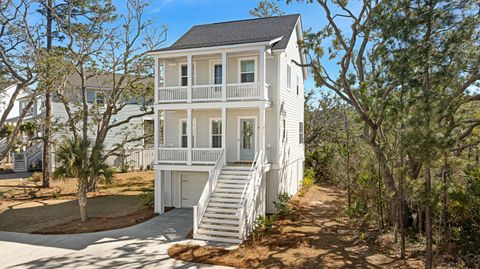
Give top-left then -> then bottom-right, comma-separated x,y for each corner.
425,165 -> 433,269
441,152 -> 449,248
42,0 -> 53,187
344,108 -> 351,207
78,178 -> 88,222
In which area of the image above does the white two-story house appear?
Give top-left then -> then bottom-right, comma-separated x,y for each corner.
149,14 -> 307,243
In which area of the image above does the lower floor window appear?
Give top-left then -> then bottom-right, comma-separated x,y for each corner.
211,119 -> 222,148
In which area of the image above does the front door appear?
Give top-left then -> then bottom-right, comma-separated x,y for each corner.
240,118 -> 255,160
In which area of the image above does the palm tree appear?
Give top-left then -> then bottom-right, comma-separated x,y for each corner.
53,138 -> 113,222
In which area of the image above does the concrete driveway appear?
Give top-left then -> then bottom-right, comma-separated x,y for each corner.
0,208 -> 233,269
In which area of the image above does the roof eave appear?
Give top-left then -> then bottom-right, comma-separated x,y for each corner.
147,37 -> 283,57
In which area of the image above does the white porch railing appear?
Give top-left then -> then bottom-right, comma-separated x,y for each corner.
157,147 -> 222,164
157,86 -> 188,102
192,85 -> 222,101
157,148 -> 188,163
226,82 -> 259,100
192,148 -> 222,164
237,150 -> 265,240
193,149 -> 225,235
157,83 -> 270,103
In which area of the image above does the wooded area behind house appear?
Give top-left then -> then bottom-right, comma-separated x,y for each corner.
296,0 -> 479,268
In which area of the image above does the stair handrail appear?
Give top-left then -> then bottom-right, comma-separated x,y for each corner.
237,149 -> 264,239
193,148 -> 225,235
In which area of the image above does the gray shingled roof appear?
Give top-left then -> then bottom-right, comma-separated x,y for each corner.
151,14 -> 300,52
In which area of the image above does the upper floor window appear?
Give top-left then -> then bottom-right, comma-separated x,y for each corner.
214,64 -> 222,85
282,119 -> 286,142
287,64 -> 292,89
210,119 -> 222,148
240,60 -> 255,83
180,64 -> 188,86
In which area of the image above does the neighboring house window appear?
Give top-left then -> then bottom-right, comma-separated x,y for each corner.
180,119 -> 196,148
299,122 -> 304,144
180,64 -> 188,86
96,91 -> 105,105
287,64 -> 292,89
214,64 -> 222,85
210,119 -> 222,148
87,89 -> 95,103
240,60 -> 255,83
282,119 -> 286,142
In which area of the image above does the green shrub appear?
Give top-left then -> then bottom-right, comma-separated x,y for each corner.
274,193 -> 292,218
253,214 -> 277,240
120,162 -> 130,173
344,199 -> 367,219
302,168 -> 316,189
140,190 -> 155,209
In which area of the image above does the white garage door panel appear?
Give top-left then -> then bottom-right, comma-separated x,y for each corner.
181,173 -> 208,207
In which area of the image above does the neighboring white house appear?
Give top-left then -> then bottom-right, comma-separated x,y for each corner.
149,14 -> 307,243
4,74 -> 155,172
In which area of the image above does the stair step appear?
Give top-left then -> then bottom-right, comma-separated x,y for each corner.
216,183 -> 245,189
206,207 -> 237,213
210,197 -> 241,203
223,166 -> 251,171
218,179 -> 247,184
202,217 -> 239,225
221,170 -> 251,175
204,212 -> 238,219
219,174 -> 249,179
193,234 -> 242,244
208,202 -> 239,208
197,228 -> 238,238
211,192 -> 242,198
215,188 -> 243,193
199,223 -> 238,231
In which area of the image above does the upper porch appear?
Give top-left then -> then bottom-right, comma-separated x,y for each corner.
152,44 -> 275,106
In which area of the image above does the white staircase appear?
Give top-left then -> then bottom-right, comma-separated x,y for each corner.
194,166 -> 251,243
13,142 -> 43,172
193,150 -> 266,244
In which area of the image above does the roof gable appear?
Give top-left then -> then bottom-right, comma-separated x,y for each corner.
152,14 -> 300,52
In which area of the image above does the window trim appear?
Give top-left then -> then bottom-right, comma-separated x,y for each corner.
178,62 -> 196,86
209,59 -> 223,85
238,57 -> 257,84
209,117 -> 222,148
178,118 -> 197,148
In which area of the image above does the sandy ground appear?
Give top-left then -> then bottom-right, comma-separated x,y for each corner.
0,171 -> 154,233
169,184 -> 426,268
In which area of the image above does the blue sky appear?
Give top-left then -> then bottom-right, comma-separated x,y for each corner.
141,0 -> 330,91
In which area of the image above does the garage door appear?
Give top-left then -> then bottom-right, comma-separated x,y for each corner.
181,173 -> 208,207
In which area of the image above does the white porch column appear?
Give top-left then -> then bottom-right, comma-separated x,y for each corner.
221,107 -> 227,164
154,57 -> 159,103
187,54 -> 192,103
259,47 -> 266,100
154,109 -> 159,163
154,169 -> 165,214
187,108 -> 192,165
259,104 -> 266,155
221,52 -> 227,101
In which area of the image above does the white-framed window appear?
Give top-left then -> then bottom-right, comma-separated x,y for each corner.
87,89 -> 95,103
180,64 -> 188,86
299,122 -> 304,144
213,64 -> 222,85
209,118 -> 222,148
287,64 -> 292,89
179,118 -> 196,148
240,59 -> 255,83
282,119 -> 286,142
